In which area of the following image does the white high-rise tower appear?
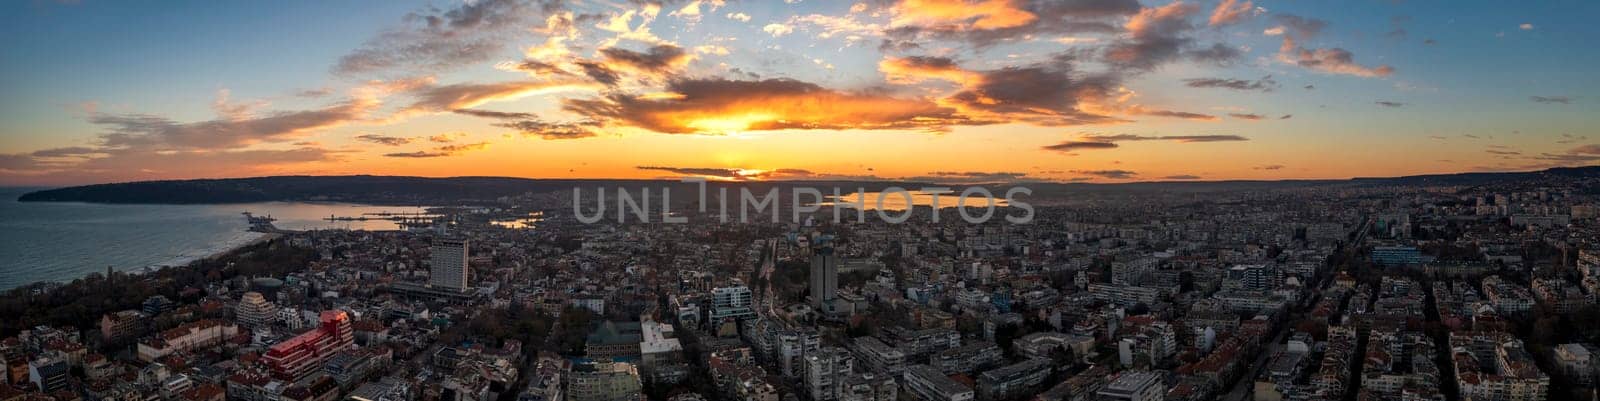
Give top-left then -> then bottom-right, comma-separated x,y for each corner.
430,238 -> 469,291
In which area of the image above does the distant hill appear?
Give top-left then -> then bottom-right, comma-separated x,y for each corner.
15,175 -> 923,205
16,166 -> 1599,204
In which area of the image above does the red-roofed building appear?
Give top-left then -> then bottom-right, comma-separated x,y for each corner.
263,311 -> 354,381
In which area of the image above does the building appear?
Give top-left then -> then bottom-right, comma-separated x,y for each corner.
28,356 -> 70,393
264,310 -> 355,381
586,321 -> 644,360
841,373 -> 897,401
1450,332 -> 1548,401
804,347 -> 854,401
138,319 -> 240,362
1370,246 -> 1424,266
236,292 -> 276,329
811,246 -> 840,313
903,364 -> 973,401
640,319 -> 685,383
709,286 -> 756,325
431,237 -> 470,291
849,336 -> 906,377
931,342 -> 1004,375
1554,343 -> 1597,387
568,361 -> 642,401
1096,371 -> 1165,401
975,359 -> 1052,401
100,309 -> 146,342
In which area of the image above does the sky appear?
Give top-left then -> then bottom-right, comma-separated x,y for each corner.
1,0 -> 1598,186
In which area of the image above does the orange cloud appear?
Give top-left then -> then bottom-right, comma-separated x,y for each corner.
891,0 -> 1038,31
564,78 -> 987,134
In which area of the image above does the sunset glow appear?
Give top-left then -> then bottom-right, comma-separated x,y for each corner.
1,0 -> 1596,186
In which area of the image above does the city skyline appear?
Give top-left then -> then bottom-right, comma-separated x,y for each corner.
2,0 -> 1599,186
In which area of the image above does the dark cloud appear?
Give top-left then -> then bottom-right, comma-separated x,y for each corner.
573,61 -> 622,86
356,134 -> 413,146
508,60 -> 571,76
1530,96 -> 1572,104
637,166 -> 757,180
495,119 -> 600,140
452,109 -> 538,119
1102,2 -> 1201,71
29,147 -> 102,158
1375,101 -> 1404,108
1229,113 -> 1265,121
1254,164 -> 1285,170
599,45 -> 692,73
1183,75 -> 1278,92
334,0 -> 551,76
92,99 -> 374,151
1163,174 -> 1202,180
1084,134 -> 1248,142
1041,141 -> 1120,153
1185,43 -> 1244,66
1279,114 -> 1293,119
1135,109 -> 1216,120
1271,14 -> 1327,38
1073,169 -> 1137,179
383,142 -> 490,158
1278,36 -> 1395,77
1384,28 -> 1407,39
901,171 -> 1031,184
946,63 -> 1123,125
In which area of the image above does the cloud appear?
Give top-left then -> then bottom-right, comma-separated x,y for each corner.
1229,113 -> 1264,120
637,165 -> 762,180
1073,169 -> 1137,179
1254,164 -> 1284,170
495,119 -> 600,140
452,108 -> 538,119
333,0 -> 549,76
1040,141 -> 1120,152
726,12 -> 751,22
1268,14 -> 1326,38
1207,0 -> 1254,27
925,58 -> 1126,126
1042,133 -> 1247,154
401,80 -> 593,115
1163,174 -> 1201,180
384,142 -> 490,158
1519,23 -> 1534,30
563,77 -> 989,134
878,56 -> 981,84
1183,76 -> 1278,92
1133,109 -> 1216,120
1186,43 -> 1244,66
1570,144 -> 1600,155
1083,134 -> 1248,142
905,171 -> 1031,183
763,23 -> 794,37
356,134 -> 413,146
1277,36 -> 1394,77
885,0 -> 1141,46
573,61 -> 622,86
1530,96 -> 1572,104
1103,1 -> 1201,70
599,44 -> 693,75
1375,101 -> 1404,108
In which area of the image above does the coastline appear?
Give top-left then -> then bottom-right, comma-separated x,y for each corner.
134,231 -> 278,275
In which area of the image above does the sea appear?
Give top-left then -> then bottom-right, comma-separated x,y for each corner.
0,187 -> 427,291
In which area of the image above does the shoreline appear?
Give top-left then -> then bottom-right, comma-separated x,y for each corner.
3,230 -> 279,291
